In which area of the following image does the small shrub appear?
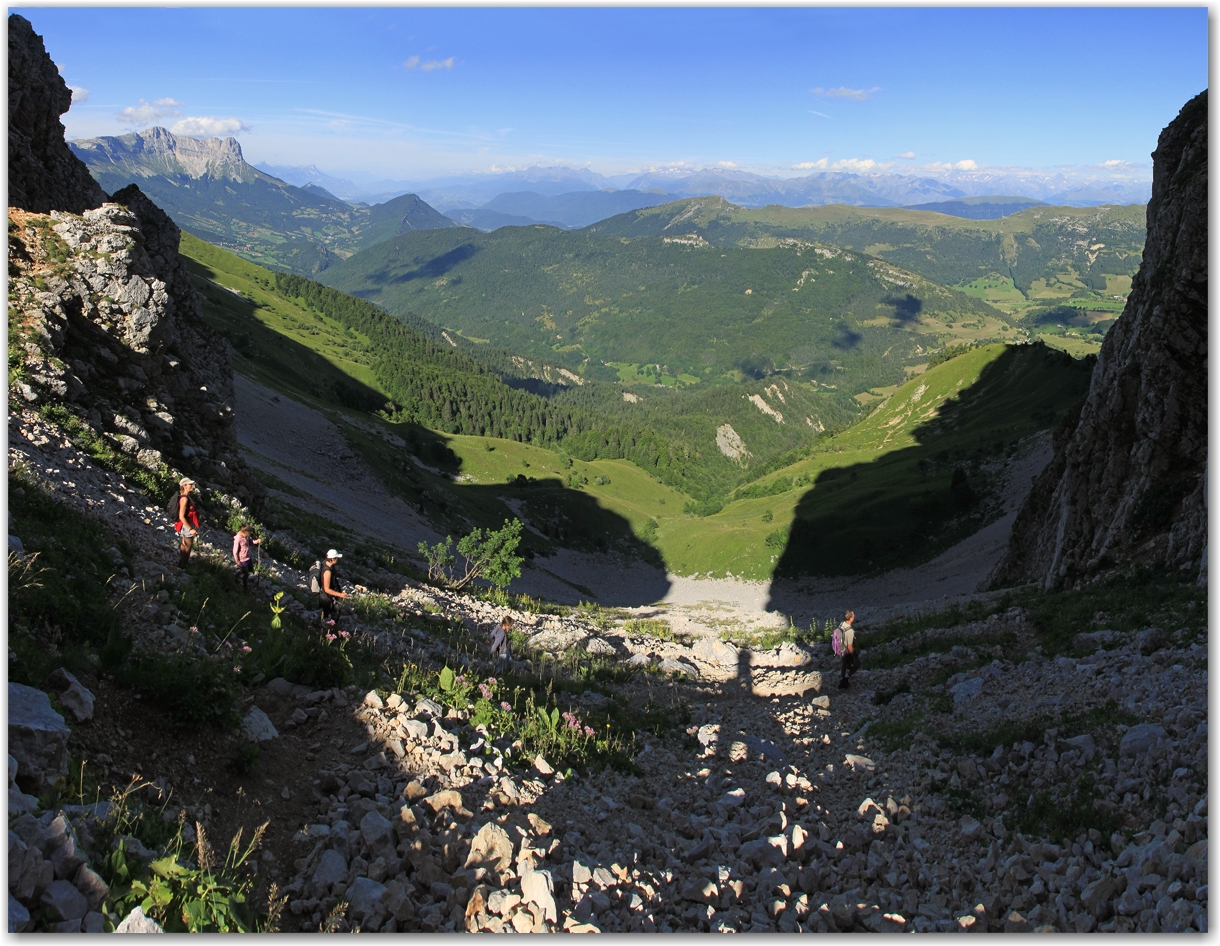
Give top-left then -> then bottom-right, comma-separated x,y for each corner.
417,520 -> 524,591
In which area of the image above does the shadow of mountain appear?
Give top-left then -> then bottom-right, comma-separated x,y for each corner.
391,243 -> 480,284
766,344 -> 1094,614
885,293 -> 923,322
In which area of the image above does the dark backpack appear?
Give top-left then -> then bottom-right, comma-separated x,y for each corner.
308,561 -> 323,594
166,492 -> 181,516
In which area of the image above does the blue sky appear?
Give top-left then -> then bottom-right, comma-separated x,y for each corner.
23,6 -> 1208,183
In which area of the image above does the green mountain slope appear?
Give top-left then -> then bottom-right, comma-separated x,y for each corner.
588,198 -> 1144,310
180,234 -> 1092,582
315,224 -> 1013,393
179,234 -> 858,506
70,127 -> 457,276
649,342 -> 1094,580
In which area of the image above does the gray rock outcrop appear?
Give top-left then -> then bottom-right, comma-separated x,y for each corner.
8,14 -> 108,214
988,90 -> 1208,591
8,684 -> 70,794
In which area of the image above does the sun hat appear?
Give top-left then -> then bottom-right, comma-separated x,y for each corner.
179,477 -> 196,488
326,549 -> 343,560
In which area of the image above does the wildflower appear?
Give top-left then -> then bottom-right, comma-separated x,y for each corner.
500,701 -> 512,712
486,677 -> 497,687
455,675 -> 467,687
189,626 -> 199,634
584,726 -> 595,737
339,630 -> 350,640
241,645 -> 252,653
478,684 -> 492,701
326,633 -> 337,642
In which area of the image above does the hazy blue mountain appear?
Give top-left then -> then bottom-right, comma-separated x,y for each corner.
478,189 -> 677,228
906,196 -> 1049,219
253,161 -> 363,200
446,207 -> 566,231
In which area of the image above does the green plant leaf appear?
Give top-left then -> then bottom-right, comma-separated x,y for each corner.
439,666 -> 455,693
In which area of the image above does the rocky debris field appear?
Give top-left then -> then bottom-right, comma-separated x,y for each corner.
7,401 -> 1211,933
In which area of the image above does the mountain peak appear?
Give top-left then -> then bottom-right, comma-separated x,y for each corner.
70,126 -> 253,182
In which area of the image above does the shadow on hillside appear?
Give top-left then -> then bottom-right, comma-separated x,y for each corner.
390,243 -> 480,284
328,402 -> 674,608
766,344 -> 1093,615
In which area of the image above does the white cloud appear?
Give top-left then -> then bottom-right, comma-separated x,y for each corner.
810,86 -> 880,100
1102,159 -> 1127,167
895,151 -> 915,160
68,86 -> 89,105
953,159 -> 979,171
170,116 -> 249,136
717,160 -> 738,168
403,56 -> 421,70
116,97 -> 184,125
808,109 -> 832,119
831,157 -> 893,173
420,57 -> 455,72
792,158 -> 829,170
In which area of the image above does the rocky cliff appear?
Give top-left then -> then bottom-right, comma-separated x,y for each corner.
8,13 -> 258,502
8,14 -> 108,214
70,126 -> 263,183
987,91 -> 1208,591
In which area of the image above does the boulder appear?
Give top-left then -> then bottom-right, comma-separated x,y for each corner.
584,637 -> 616,657
347,876 -> 388,926
465,821 -> 515,874
359,810 -> 394,853
311,849 -> 348,887
73,863 -> 109,911
8,683 -> 70,793
9,893 -> 30,933
658,658 -> 698,677
951,677 -> 984,704
45,813 -> 84,879
740,835 -> 789,868
47,669 -> 94,723
691,638 -> 740,667
40,878 -> 87,921
114,905 -> 164,933
520,868 -> 557,923
1120,723 -> 1167,758
240,706 -> 278,742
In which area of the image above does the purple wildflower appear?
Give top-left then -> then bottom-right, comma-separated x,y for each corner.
478,683 -> 492,701
584,726 -> 595,738
500,701 -> 512,712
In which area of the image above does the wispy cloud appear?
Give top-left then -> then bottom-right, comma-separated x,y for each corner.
792,159 -> 827,170
895,151 -> 915,160
811,86 -> 880,100
68,86 -> 89,105
808,109 -> 832,119
171,116 -> 249,136
404,55 -> 455,71
116,97 -> 184,125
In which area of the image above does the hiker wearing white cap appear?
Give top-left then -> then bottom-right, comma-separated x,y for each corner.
173,477 -> 200,568
319,549 -> 346,626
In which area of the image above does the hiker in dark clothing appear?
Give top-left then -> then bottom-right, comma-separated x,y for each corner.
838,610 -> 860,689
174,477 -> 200,568
319,549 -> 347,626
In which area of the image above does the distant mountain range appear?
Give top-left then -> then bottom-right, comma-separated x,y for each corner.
906,196 -> 1048,220
69,127 -> 456,275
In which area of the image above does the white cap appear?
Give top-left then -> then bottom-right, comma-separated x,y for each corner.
326,549 -> 343,560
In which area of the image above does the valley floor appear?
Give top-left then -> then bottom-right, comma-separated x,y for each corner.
232,373 -> 1052,638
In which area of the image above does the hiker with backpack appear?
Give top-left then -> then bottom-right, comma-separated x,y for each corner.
310,550 -> 347,626
171,477 -> 201,568
232,524 -> 259,592
834,610 -> 860,689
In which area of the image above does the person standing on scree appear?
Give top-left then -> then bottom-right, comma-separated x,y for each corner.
318,549 -> 347,626
838,610 -> 859,689
174,477 -> 200,568
232,524 -> 259,592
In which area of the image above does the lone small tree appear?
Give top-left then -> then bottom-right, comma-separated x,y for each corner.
418,519 -> 524,591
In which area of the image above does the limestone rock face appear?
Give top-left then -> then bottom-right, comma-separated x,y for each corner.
988,90 -> 1208,591
8,14 -> 108,214
8,684 -> 70,794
